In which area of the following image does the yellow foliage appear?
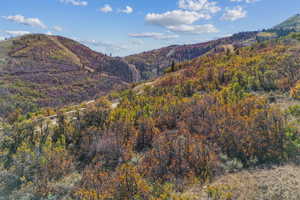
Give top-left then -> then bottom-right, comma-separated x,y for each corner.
290,81 -> 300,99
206,184 -> 233,200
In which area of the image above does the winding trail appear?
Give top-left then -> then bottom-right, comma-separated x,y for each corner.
0,98 -> 120,133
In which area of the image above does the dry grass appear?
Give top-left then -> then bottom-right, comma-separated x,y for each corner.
186,164 -> 300,200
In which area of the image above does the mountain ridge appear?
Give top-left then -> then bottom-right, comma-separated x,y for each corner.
125,31 -> 258,80
1,14 -> 300,118
273,13 -> 300,31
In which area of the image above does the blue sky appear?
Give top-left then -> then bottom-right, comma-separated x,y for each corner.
1,0 -> 300,56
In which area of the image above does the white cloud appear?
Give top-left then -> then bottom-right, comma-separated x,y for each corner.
221,6 -> 247,21
4,30 -> 31,37
120,6 -> 133,14
129,32 -> 179,40
0,36 -> 5,41
53,26 -> 63,32
167,24 -> 218,34
178,0 -> 221,13
59,0 -> 87,6
230,0 -> 258,3
3,15 -> 47,29
100,4 -> 113,13
80,39 -> 129,53
144,0 -> 220,35
146,10 -> 210,27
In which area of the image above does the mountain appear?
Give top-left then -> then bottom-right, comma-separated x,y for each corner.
1,15 -> 300,200
125,31 -> 258,80
1,28 -> 300,200
273,14 -> 300,32
1,14 -> 299,119
0,34 -> 139,118
0,31 -> 259,118
125,14 -> 300,81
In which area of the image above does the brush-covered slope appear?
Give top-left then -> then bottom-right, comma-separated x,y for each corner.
125,31 -> 258,80
126,15 -> 300,81
1,32 -> 300,199
0,34 -> 139,118
273,14 -> 300,32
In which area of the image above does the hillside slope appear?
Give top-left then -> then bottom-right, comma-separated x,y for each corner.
273,14 -> 300,32
1,15 -> 300,199
125,14 -> 300,81
1,31 -> 300,199
0,34 -> 139,118
125,31 -> 258,80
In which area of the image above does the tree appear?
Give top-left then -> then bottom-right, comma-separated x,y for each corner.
171,60 -> 175,72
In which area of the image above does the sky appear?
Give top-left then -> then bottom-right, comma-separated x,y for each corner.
1,0 -> 300,56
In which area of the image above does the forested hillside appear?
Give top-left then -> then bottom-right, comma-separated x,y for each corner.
1,31 -> 300,199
